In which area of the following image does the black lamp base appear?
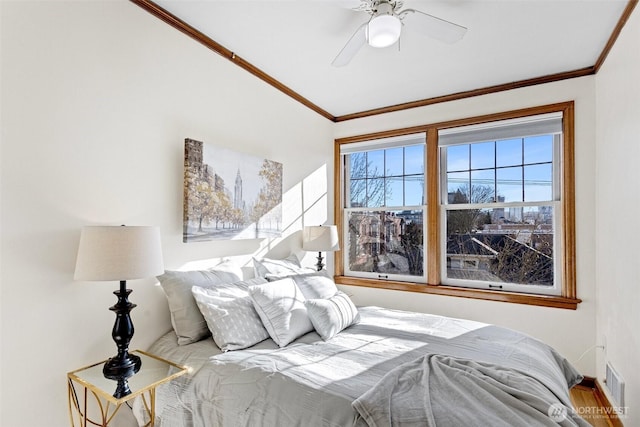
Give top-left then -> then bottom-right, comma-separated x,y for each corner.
103,352 -> 141,380
315,252 -> 325,271
103,280 -> 141,398
113,377 -> 133,399
104,352 -> 140,398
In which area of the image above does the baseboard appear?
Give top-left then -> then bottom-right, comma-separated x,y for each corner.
578,376 -> 624,427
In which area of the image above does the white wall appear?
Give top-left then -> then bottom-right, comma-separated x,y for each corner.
335,77 -> 599,377
595,4 -> 640,425
3,1 -> 636,426
0,2 -> 333,426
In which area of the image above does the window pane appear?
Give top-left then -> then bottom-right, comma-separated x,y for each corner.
446,206 -> 553,286
496,138 -> 522,167
447,171 -> 470,203
386,177 -> 403,207
405,145 -> 424,175
524,164 -> 553,202
367,150 -> 384,178
524,135 -> 553,164
349,153 -> 366,179
347,210 -> 423,276
471,141 -> 495,170
367,178 -> 385,207
405,175 -> 425,206
447,144 -> 469,172
471,169 -> 495,203
496,166 -> 522,202
385,148 -> 404,176
349,178 -> 367,207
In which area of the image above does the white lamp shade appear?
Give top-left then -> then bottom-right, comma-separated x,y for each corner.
74,225 -> 164,281
302,225 -> 340,252
367,14 -> 402,48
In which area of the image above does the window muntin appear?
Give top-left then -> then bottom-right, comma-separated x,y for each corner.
342,135 -> 426,282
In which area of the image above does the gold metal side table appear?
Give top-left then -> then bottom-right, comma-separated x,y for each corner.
67,350 -> 188,427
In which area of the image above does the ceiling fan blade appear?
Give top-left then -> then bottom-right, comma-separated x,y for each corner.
332,23 -> 367,67
400,9 -> 467,44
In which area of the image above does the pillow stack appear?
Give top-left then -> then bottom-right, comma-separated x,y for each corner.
157,256 -> 360,352
252,256 -> 360,343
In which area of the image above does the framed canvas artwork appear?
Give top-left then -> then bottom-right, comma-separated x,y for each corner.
183,138 -> 283,242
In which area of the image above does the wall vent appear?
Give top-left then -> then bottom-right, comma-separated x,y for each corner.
605,361 -> 625,408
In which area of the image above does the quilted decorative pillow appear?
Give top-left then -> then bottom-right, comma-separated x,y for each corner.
266,271 -> 338,300
249,278 -> 314,347
253,254 -> 313,278
305,291 -> 360,341
192,277 -> 270,351
157,264 -> 243,345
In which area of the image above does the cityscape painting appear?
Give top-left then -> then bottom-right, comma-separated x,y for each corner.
183,138 -> 282,242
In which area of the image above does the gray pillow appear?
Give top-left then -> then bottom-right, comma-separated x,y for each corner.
253,254 -> 311,278
305,291 -> 360,341
192,278 -> 269,351
157,265 -> 242,345
249,278 -> 314,347
266,271 -> 338,300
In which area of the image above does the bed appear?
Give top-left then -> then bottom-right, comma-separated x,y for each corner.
139,260 -> 589,427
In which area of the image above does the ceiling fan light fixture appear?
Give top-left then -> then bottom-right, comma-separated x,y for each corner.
367,11 -> 401,48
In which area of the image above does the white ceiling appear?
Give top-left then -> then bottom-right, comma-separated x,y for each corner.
152,0 -> 629,118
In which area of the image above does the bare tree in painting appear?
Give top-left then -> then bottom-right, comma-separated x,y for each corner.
229,207 -> 245,230
210,190 -> 232,229
251,160 -> 282,232
184,167 -> 215,233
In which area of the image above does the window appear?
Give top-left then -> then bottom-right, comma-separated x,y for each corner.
342,134 -> 426,282
335,103 -> 579,309
440,113 -> 561,295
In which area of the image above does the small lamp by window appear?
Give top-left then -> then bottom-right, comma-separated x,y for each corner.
302,225 -> 340,271
74,225 -> 164,397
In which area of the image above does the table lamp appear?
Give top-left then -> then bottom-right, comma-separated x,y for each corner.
74,225 -> 164,395
302,225 -> 340,271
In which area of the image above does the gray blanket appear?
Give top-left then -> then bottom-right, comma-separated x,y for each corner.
146,306 -> 585,427
353,354 -> 590,427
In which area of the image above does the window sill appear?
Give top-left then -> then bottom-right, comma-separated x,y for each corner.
334,276 -> 581,310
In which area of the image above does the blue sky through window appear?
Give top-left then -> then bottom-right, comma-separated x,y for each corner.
446,135 -> 554,203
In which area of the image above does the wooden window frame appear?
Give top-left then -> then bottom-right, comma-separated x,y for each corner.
333,101 -> 581,310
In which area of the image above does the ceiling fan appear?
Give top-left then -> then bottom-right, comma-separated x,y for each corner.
332,0 -> 467,67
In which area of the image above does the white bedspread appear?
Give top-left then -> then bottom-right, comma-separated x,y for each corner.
145,306 -> 583,427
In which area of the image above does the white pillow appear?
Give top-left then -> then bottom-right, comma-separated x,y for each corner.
305,291 -> 360,341
249,278 -> 314,347
191,278 -> 270,352
253,254 -> 312,278
157,264 -> 243,345
266,271 -> 338,300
